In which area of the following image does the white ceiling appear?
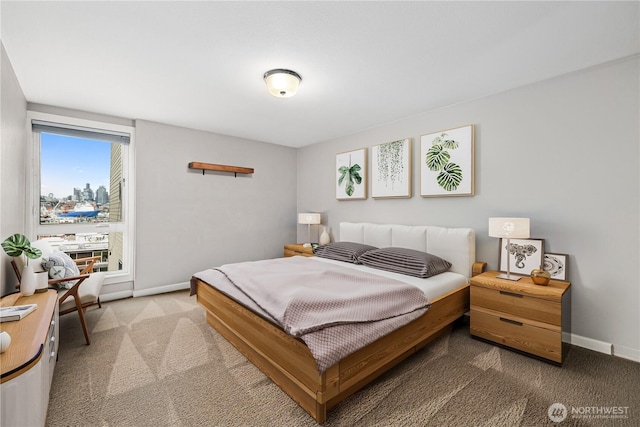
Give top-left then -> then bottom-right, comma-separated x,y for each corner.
1,1 -> 638,148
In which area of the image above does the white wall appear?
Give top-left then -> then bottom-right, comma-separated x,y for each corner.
134,120 -> 297,292
297,56 -> 640,360
0,42 -> 28,297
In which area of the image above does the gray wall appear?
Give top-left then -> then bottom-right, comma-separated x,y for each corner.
297,56 -> 640,357
134,120 -> 297,291
2,40 -> 637,358
0,42 -> 28,297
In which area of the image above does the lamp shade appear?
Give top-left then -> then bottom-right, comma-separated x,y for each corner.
488,217 -> 530,239
264,69 -> 301,98
298,213 -> 321,225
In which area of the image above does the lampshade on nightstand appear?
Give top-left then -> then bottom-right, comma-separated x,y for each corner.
489,217 -> 530,281
298,213 -> 321,247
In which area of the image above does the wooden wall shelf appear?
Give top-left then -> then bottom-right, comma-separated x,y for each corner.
188,162 -> 254,177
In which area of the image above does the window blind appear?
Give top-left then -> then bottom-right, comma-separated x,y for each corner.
32,120 -> 130,144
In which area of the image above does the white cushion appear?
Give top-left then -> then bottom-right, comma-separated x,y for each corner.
59,272 -> 106,312
392,225 -> 428,251
340,222 -> 475,279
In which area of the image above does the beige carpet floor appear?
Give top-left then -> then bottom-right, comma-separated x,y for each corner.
46,290 -> 640,426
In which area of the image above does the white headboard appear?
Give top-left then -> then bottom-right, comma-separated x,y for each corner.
339,222 -> 476,279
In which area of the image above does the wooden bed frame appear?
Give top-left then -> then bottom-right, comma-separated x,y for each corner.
192,260 -> 486,423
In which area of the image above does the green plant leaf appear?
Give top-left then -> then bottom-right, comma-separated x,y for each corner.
24,246 -> 42,259
2,233 -> 30,257
442,139 -> 459,149
345,182 -> 354,196
437,162 -> 463,191
338,161 -> 363,196
426,145 -> 450,171
1,233 -> 41,259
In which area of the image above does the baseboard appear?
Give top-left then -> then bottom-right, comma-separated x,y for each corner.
613,344 -> 640,362
563,332 -> 640,362
100,290 -> 133,303
132,281 -> 190,298
563,332 -> 612,355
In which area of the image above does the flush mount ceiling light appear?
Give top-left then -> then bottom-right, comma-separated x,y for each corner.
263,69 -> 301,98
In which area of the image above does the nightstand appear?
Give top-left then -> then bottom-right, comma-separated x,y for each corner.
470,271 -> 571,364
283,244 -> 315,257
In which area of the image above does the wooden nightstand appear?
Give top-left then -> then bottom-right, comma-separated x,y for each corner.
470,271 -> 571,364
283,244 -> 315,257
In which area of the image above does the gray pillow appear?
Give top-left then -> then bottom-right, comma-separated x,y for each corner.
42,251 -> 80,289
358,247 -> 451,278
313,241 -> 377,264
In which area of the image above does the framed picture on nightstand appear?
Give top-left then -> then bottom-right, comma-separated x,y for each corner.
498,238 -> 544,276
544,253 -> 569,281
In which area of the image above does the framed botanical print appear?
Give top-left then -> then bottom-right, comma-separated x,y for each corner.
544,253 -> 569,281
420,124 -> 474,197
336,148 -> 367,200
371,138 -> 411,198
498,238 -> 544,276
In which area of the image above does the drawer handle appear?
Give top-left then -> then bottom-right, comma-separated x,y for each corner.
499,317 -> 523,326
50,336 -> 55,343
50,351 -> 56,358
499,290 -> 523,298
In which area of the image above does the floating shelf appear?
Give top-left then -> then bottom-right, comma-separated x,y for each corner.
189,162 -> 254,177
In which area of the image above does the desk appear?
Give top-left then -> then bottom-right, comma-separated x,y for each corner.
1,290 -> 59,426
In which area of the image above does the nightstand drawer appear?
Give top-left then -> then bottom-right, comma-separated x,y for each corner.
284,249 -> 314,257
471,286 -> 561,326
470,308 -> 562,363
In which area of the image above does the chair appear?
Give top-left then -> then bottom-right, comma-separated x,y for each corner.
11,239 -> 106,345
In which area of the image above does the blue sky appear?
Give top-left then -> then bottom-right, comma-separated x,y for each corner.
40,133 -> 111,199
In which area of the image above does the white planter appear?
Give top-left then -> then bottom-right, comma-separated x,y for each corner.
20,264 -> 37,297
35,271 -> 49,293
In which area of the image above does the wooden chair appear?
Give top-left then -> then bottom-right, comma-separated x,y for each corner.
11,239 -> 106,345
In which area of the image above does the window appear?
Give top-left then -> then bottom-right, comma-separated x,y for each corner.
27,112 -> 135,284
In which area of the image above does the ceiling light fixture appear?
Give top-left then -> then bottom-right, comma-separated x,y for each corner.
263,69 -> 301,98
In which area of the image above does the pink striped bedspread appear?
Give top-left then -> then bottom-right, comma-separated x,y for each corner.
192,256 -> 431,373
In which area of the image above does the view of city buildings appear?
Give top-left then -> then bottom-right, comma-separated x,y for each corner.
40,182 -> 109,223
38,135 -> 125,272
40,140 -> 122,225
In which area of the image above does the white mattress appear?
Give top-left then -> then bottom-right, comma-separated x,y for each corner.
310,257 -> 468,300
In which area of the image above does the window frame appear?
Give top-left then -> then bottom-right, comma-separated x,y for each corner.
26,111 -> 136,285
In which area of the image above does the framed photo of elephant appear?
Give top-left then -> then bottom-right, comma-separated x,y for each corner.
498,238 -> 544,276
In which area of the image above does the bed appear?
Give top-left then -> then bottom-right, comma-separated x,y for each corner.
191,222 -> 485,423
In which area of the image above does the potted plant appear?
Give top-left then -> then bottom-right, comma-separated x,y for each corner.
1,233 -> 42,296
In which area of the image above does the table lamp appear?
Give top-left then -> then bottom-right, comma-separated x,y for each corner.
489,217 -> 530,281
298,213 -> 321,247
